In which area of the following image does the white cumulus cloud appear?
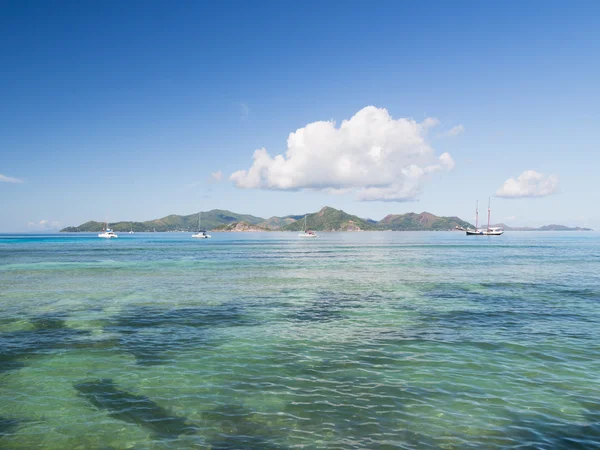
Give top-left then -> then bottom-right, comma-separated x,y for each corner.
0,173 -> 23,183
211,170 -> 223,182
496,170 -> 559,198
230,106 -> 455,202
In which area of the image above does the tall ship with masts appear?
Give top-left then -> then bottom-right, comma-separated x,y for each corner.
465,199 -> 504,236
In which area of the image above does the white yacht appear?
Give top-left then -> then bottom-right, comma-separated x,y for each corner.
192,212 -> 211,239
298,215 -> 317,238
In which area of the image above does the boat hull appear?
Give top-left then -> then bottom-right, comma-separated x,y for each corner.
466,230 -> 504,236
298,233 -> 317,238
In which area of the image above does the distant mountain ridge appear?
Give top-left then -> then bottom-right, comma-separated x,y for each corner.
61,207 -> 474,232
281,207 -> 377,231
259,216 -> 299,230
61,207 -> 591,232
379,212 -> 472,231
212,222 -> 270,232
61,209 -> 264,232
492,223 -> 593,232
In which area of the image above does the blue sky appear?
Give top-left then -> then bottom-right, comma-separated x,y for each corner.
1,1 -> 599,231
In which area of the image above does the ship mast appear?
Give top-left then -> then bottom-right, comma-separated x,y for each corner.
475,201 -> 479,230
487,198 -> 491,232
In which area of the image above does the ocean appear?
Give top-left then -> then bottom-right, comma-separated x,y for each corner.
1,231 -> 599,449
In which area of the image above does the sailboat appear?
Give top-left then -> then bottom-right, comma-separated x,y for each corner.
192,211 -> 211,239
129,223 -> 134,234
98,220 -> 118,238
466,199 -> 504,235
298,215 -> 317,238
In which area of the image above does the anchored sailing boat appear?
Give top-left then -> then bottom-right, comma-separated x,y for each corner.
192,211 -> 211,239
298,215 -> 317,238
465,199 -> 504,236
98,220 -> 118,238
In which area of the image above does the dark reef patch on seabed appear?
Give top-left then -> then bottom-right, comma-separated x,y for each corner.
284,290 -> 385,324
30,315 -> 68,331
290,299 -> 343,323
419,309 -> 526,330
0,314 -> 91,373
74,379 -> 196,439
102,304 -> 257,365
73,381 -> 286,447
115,327 -> 214,366
106,304 -> 254,331
481,282 -> 600,301
0,417 -> 20,436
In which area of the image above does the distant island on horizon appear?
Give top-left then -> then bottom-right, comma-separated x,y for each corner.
60,207 -> 593,233
491,223 -> 593,232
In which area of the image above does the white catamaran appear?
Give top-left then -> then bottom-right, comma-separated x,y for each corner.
465,199 -> 504,236
298,215 -> 317,238
98,221 -> 118,238
192,212 -> 211,239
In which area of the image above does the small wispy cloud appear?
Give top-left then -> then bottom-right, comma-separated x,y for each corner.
504,215 -> 517,221
185,170 -> 224,189
496,170 -> 559,198
441,124 -> 464,137
185,181 -> 202,189
0,173 -> 23,183
240,103 -> 249,119
27,219 -> 61,230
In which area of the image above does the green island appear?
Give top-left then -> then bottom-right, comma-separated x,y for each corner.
61,206 -> 592,233
61,206 -> 474,232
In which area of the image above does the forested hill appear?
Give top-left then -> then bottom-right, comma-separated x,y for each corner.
61,207 -> 477,232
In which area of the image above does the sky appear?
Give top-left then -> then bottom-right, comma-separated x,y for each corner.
1,0 -> 599,231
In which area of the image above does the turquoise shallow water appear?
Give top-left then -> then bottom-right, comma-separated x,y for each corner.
1,231 -> 599,449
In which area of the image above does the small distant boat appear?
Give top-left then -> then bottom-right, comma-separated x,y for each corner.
129,225 -> 134,234
192,211 -> 211,239
298,215 -> 317,238
98,221 -> 118,238
466,199 -> 504,236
